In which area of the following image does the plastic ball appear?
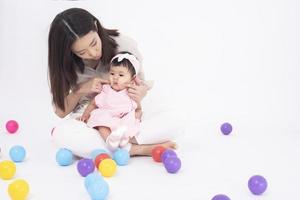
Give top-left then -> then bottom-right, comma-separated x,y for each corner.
94,153 -> 110,168
8,179 -> 30,200
6,120 -> 19,134
98,158 -> 117,177
151,146 -> 166,162
90,149 -> 108,160
84,172 -> 104,190
56,148 -> 74,166
161,149 -> 177,163
77,159 -> 95,177
212,194 -> 231,200
87,179 -> 109,200
9,145 -> 26,162
220,122 -> 232,135
163,157 -> 181,173
0,160 -> 16,180
248,175 -> 268,195
113,149 -> 130,166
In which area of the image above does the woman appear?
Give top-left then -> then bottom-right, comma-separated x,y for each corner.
48,8 -> 185,158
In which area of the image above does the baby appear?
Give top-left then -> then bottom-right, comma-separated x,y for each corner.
81,52 -> 142,150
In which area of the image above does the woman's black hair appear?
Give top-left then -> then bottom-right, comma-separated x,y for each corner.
110,51 -> 136,77
48,8 -> 119,111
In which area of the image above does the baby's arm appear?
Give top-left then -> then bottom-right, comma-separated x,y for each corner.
81,99 -> 97,122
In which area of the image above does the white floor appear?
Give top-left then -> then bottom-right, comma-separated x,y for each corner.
1,119 -> 300,200
1,0 -> 300,199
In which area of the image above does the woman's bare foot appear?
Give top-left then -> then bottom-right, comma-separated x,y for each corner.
129,141 -> 177,156
129,137 -> 138,144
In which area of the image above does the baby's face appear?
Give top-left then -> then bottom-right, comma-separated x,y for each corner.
109,65 -> 134,91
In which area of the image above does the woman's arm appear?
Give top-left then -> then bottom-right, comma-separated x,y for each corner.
81,99 -> 97,122
54,90 -> 83,118
135,102 -> 143,120
127,77 -> 150,106
54,77 -> 109,118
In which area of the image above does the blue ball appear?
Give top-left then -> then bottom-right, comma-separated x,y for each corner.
212,194 -> 231,200
87,179 -> 109,200
9,145 -> 26,162
113,149 -> 130,166
84,173 -> 104,190
56,148 -> 73,166
90,149 -> 108,160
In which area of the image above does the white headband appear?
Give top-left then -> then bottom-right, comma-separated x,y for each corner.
111,53 -> 140,75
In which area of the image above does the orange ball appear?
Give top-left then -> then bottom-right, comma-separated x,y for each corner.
151,146 -> 166,162
94,153 -> 110,168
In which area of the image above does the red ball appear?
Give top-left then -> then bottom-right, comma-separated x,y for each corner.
94,153 -> 110,168
151,146 -> 166,162
5,120 -> 19,134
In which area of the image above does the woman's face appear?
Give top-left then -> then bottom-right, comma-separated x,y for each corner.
71,31 -> 102,60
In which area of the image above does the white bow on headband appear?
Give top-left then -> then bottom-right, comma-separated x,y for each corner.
111,53 -> 140,74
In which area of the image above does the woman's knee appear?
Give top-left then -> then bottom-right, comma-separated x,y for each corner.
51,119 -> 110,158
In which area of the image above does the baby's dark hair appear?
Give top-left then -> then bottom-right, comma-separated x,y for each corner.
110,51 -> 136,77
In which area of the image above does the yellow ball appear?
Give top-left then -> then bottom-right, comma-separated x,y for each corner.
8,179 -> 30,200
98,158 -> 117,177
0,160 -> 16,180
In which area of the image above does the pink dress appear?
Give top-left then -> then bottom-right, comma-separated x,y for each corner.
87,84 -> 140,138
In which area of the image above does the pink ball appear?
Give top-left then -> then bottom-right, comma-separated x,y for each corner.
5,120 -> 19,134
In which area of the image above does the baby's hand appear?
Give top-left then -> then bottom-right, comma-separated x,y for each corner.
80,113 -> 90,123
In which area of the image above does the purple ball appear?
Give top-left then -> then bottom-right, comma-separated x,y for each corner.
163,157 -> 181,173
161,149 -> 177,163
212,194 -> 231,200
220,123 -> 232,135
77,159 -> 95,177
248,175 -> 268,195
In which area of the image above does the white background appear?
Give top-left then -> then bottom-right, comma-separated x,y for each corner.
0,0 -> 299,199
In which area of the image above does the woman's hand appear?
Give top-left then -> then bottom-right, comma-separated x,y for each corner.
77,77 -> 109,95
127,78 -> 149,104
135,109 -> 143,120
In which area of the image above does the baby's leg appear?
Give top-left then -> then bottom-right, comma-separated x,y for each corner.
97,126 -> 111,141
100,126 -> 127,150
